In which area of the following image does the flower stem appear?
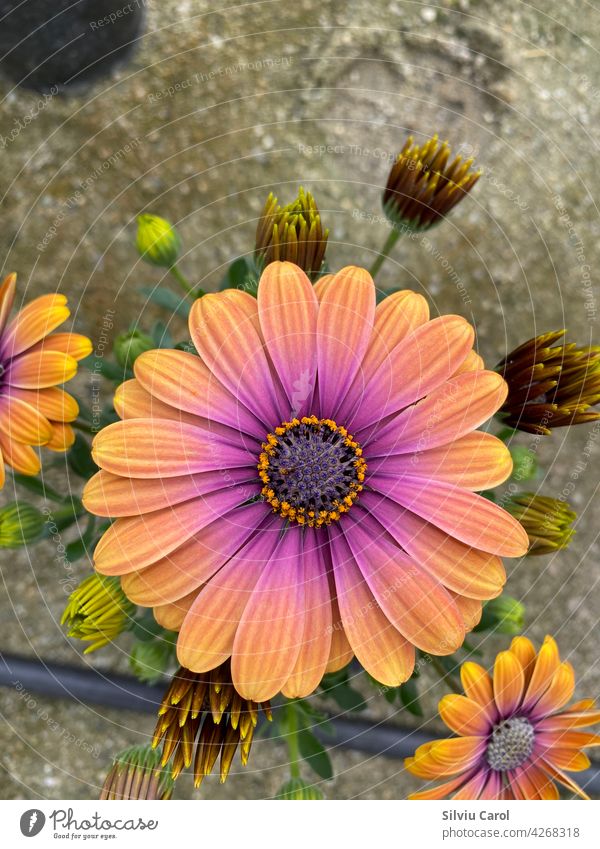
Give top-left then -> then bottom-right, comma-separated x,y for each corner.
73,419 -> 93,435
429,656 -> 462,693
169,264 -> 205,298
285,701 -> 301,779
369,227 -> 402,279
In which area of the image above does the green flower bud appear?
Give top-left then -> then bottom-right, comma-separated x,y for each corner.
136,214 -> 181,268
474,596 -> 525,635
101,744 -> 174,800
0,502 -> 44,547
505,493 -> 576,555
276,777 -> 324,800
61,573 -> 135,653
114,328 -> 155,371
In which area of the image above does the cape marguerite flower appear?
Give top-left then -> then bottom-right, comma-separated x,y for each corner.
84,262 -> 528,701
0,273 -> 91,487
406,636 -> 600,799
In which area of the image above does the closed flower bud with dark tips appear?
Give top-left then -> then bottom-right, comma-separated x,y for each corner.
100,744 -> 174,800
497,330 -> 600,434
505,493 -> 576,555
255,187 -> 328,280
383,134 -> 481,231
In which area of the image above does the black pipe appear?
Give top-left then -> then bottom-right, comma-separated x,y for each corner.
1,652 -> 599,795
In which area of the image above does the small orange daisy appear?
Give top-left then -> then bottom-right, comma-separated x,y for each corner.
0,273 -> 92,487
406,636 -> 600,799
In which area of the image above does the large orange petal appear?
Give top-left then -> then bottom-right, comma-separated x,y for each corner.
529,662 -> 575,720
0,434 -> 40,475
543,749 -> 590,772
282,529 -> 332,698
94,487 -> 253,575
539,758 -> 589,799
91,419 -> 254,478
337,289 -> 429,422
536,730 -> 600,750
10,387 -> 79,423
349,315 -> 474,431
373,476 -> 529,557
121,503 -> 266,605
366,370 -> 507,454
0,273 -> 16,335
133,349 -> 264,439
493,650 -> 525,717
29,332 -> 92,361
439,694 -> 492,736
177,520 -> 279,672
452,769 -> 489,799
451,592 -> 482,632
189,290 -> 284,428
368,432 -> 513,491
4,350 -> 77,389
83,467 -> 255,517
231,527 -> 306,701
343,514 -> 465,655
316,266 -> 375,416
313,274 -> 335,301
1,294 -> 69,358
46,422 -> 75,451
512,763 -> 559,800
329,525 -> 415,686
508,636 -> 537,686
418,737 -> 485,777
0,395 -> 52,445
153,591 -> 196,630
325,589 -> 354,673
360,491 -> 506,600
257,262 -> 318,417
460,662 -> 497,718
408,771 -> 475,800
522,636 -> 561,711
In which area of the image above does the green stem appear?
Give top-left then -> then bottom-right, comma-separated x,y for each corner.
369,227 -> 402,278
169,264 -> 205,298
429,656 -> 461,693
72,419 -> 93,435
286,701 -> 301,779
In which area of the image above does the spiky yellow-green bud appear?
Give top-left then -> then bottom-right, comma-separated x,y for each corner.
136,214 -> 181,268
61,573 -> 134,652
100,745 -> 174,800
383,134 -> 481,232
255,187 -> 328,280
0,502 -> 44,547
505,493 -> 576,555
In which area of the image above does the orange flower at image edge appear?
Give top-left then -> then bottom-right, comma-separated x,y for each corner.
84,262 -> 529,702
406,636 -> 600,799
0,273 -> 92,487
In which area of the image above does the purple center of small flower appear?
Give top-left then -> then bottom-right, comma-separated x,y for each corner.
486,717 -> 535,771
258,415 -> 367,528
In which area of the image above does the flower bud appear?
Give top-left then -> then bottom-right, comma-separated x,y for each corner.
505,493 -> 576,555
383,134 -> 481,232
497,330 -> 600,434
276,777 -> 325,800
61,573 -> 134,652
100,745 -> 174,800
474,596 -> 525,635
136,214 -> 181,268
0,502 -> 44,547
114,328 -> 155,371
255,187 -> 328,280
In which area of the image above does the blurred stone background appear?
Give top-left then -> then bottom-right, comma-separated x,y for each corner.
0,0 -> 598,799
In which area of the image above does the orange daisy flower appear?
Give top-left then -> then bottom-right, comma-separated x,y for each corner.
84,262 -> 528,702
0,273 -> 92,487
406,636 -> 600,799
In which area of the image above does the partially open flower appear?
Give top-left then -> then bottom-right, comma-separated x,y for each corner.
0,273 -> 92,488
497,330 -> 600,435
136,214 -> 182,269
0,501 -> 44,547
255,188 -> 328,280
61,573 -> 134,653
406,636 -> 600,799
505,493 -> 576,555
152,662 -> 272,787
100,744 -> 173,800
383,134 -> 481,231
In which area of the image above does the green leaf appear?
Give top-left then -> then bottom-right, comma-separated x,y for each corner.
151,320 -> 174,348
509,445 -> 538,481
65,515 -> 97,561
129,638 -> 176,684
218,256 -> 254,291
399,677 -> 423,717
139,285 -> 191,319
81,354 -> 129,382
68,434 -> 98,479
297,729 -> 333,780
